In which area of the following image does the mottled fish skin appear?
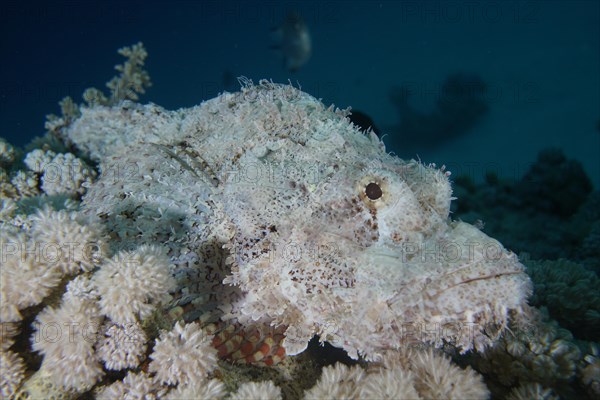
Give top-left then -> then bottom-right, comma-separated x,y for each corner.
69,80 -> 532,362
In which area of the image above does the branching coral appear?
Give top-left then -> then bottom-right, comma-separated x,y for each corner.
82,42 -> 151,106
45,43 -> 151,138
0,138 -> 16,167
515,148 -> 593,217
44,96 -> 81,134
451,151 -> 596,261
106,42 -> 152,102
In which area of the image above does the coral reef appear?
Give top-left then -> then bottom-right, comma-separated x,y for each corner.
1,43 -> 596,400
578,342 -> 600,398
515,148 -> 593,217
525,257 -> 600,341
466,308 -> 595,398
303,362 -> 367,399
0,207 -> 104,322
305,348 -> 489,399
452,149 -> 598,262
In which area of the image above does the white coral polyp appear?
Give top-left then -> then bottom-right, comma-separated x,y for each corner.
305,349 -> 488,400
32,295 -> 103,391
96,321 -> 147,370
410,349 -> 489,400
230,381 -> 282,400
166,379 -> 227,400
93,245 -> 175,324
63,275 -> 99,304
11,170 -> 39,197
149,321 -> 217,386
358,368 -> 420,399
23,149 -> 54,173
29,207 -> 106,274
96,371 -> 162,400
304,363 -> 365,399
0,350 -> 25,397
0,228 -> 62,322
0,322 -> 19,351
24,149 -> 95,197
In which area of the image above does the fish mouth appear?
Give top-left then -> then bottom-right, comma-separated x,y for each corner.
345,226 -> 530,316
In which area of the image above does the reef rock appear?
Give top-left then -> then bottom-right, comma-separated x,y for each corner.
66,79 -> 532,360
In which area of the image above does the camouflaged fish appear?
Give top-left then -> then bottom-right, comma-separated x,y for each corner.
67,79 -> 532,363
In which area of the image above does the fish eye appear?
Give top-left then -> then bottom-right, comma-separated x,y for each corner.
358,176 -> 389,207
365,182 -> 383,200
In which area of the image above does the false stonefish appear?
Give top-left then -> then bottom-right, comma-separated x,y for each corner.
67,79 -> 532,362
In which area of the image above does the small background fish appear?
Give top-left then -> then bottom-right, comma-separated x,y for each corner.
271,12 -> 312,72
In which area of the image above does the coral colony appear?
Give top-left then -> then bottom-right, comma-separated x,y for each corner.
1,43 -> 598,399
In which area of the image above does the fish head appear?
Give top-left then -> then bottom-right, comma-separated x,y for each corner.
217,83 -> 531,359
